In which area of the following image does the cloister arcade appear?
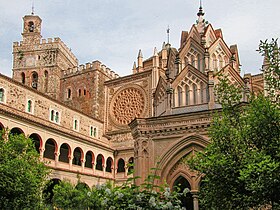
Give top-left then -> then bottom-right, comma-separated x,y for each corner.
0,119 -> 134,187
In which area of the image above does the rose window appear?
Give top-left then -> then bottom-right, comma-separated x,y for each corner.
112,87 -> 145,125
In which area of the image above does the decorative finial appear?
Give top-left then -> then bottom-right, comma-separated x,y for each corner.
31,0 -> 35,15
138,49 -> 143,58
167,26 -> 170,44
197,0 -> 204,16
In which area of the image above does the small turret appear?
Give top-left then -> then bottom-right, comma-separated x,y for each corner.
153,47 -> 159,68
132,61 -> 137,74
137,49 -> 143,72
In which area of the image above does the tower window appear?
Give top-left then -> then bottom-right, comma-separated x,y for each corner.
31,72 -> 38,90
0,88 -> 5,103
21,72 -> 25,84
78,89 -> 81,97
67,89 -> 71,99
84,89 -> 86,96
90,126 -> 97,138
44,71 -> 48,92
50,109 -> 60,124
55,112 -> 59,123
27,100 -> 32,113
28,21 -> 35,32
73,119 -> 79,131
50,110 -> 55,121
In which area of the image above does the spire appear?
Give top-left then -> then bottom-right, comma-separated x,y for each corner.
162,42 -> 166,50
167,26 -> 170,44
31,0 -> 35,15
197,0 -> 204,17
138,49 -> 143,58
153,47 -> 158,56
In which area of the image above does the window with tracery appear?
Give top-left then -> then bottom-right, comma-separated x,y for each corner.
50,109 -> 60,124
177,86 -> 182,107
193,84 -> 197,104
111,87 -> 146,125
185,85 -> 189,105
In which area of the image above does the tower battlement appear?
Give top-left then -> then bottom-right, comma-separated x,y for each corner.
63,60 -> 119,79
13,36 -> 78,66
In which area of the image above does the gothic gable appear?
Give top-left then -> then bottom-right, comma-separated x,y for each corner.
188,25 -> 201,44
208,37 -> 233,72
172,65 -> 208,107
204,24 -> 217,48
215,64 -> 245,88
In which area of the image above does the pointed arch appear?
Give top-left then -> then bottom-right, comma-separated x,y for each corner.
192,84 -> 197,104
157,134 -> 208,185
177,86 -> 182,107
185,85 -> 190,105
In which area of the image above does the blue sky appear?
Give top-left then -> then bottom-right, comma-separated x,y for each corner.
0,0 -> 279,77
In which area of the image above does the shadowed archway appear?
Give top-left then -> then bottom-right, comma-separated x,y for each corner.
173,176 -> 193,210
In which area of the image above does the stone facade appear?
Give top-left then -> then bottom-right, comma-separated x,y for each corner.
0,5 -> 266,210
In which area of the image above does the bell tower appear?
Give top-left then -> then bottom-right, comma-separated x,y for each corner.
22,14 -> 42,45
13,12 -> 78,100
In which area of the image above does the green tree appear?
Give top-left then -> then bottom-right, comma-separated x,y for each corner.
52,167 -> 187,210
189,73 -> 280,209
0,130 -> 50,209
258,38 -> 280,103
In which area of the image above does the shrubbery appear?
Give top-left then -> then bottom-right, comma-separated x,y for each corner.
52,169 -> 189,210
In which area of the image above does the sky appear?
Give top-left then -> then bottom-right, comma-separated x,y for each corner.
0,0 -> 279,77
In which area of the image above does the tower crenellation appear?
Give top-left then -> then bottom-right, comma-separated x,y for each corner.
62,60 -> 119,79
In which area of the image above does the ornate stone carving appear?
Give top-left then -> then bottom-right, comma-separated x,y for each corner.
110,132 -> 132,142
42,50 -> 57,65
110,86 -> 146,125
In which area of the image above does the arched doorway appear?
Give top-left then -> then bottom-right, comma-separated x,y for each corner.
117,158 -> 125,173
29,133 -> 42,153
43,139 -> 57,160
59,143 -> 71,163
105,157 -> 113,173
0,122 -> 4,131
128,157 -> 134,174
43,178 -> 61,204
72,147 -> 83,166
85,151 -> 94,168
95,154 -> 104,171
173,176 -> 193,210
9,127 -> 24,136
76,182 -> 90,190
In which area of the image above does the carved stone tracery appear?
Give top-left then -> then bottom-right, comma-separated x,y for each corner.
111,87 -> 146,125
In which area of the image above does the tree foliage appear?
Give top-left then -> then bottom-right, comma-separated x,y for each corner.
189,72 -> 280,209
258,38 -> 280,103
52,167 -> 189,210
0,130 -> 50,209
